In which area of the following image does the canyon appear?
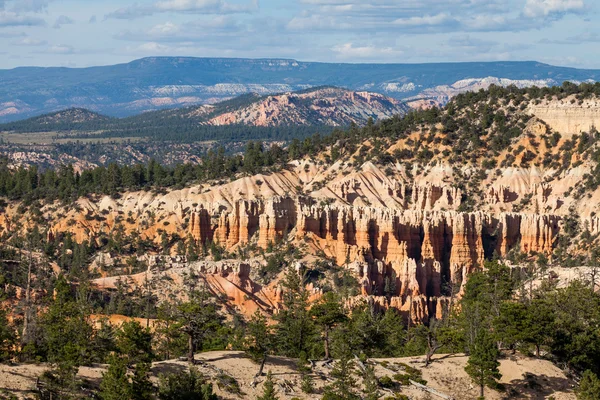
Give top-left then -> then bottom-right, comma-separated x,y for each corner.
2,90 -> 599,323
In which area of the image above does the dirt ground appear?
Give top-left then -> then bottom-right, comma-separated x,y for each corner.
0,351 -> 576,399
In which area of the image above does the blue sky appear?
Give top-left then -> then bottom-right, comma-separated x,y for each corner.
0,0 -> 597,69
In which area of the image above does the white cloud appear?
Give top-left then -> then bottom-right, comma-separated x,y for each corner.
0,11 -> 45,27
148,21 -> 180,35
11,0 -> 48,13
0,30 -> 24,37
392,13 -> 455,27
331,42 -> 405,60
53,15 -> 74,29
45,44 -> 75,54
106,0 -> 258,20
12,37 -> 47,46
287,14 -> 352,31
136,42 -> 171,53
116,17 -> 246,43
524,0 -> 585,17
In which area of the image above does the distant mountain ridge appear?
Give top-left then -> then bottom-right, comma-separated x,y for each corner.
0,87 -> 408,140
1,57 -> 599,121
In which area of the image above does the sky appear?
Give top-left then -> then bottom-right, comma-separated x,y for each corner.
0,0 -> 598,69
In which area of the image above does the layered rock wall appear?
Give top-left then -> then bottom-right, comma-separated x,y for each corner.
186,196 -> 561,320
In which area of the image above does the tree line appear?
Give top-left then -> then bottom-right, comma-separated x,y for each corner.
1,249 -> 599,399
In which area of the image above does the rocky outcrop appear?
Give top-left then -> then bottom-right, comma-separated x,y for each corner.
183,196 -> 561,320
202,87 -> 410,127
529,97 -> 600,137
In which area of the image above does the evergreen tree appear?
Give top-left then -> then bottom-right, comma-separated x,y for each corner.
115,320 -> 154,365
522,297 -> 554,357
245,311 -> 273,377
362,364 -> 380,400
323,354 -> 359,400
177,289 -> 223,363
131,362 -> 154,400
577,370 -> 600,400
309,291 -> 347,359
493,302 -> 527,353
274,267 -> 316,358
40,275 -> 93,390
465,330 -> 501,398
158,368 -> 218,400
100,355 -> 132,400
257,371 -> 278,400
298,351 -> 314,394
324,336 -> 359,400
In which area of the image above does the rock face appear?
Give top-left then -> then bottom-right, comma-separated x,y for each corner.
186,196 -> 560,320
529,97 -> 600,136
197,87 -> 410,127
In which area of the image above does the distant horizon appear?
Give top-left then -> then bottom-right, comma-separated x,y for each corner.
0,0 -> 597,69
0,56 -> 596,71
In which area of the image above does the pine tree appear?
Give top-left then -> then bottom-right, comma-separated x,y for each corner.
257,371 -> 278,400
309,292 -> 347,359
41,275 -> 93,391
158,368 -> 218,400
577,370 -> 600,400
274,267 -> 316,358
298,351 -> 314,394
100,355 -> 132,400
115,320 -> 154,365
324,335 -> 359,400
177,289 -> 223,363
465,330 -> 501,398
131,362 -> 154,400
323,354 -> 359,400
245,311 -> 273,378
362,364 -> 380,400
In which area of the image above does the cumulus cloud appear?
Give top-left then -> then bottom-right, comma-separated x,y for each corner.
392,13 -> 455,27
286,14 -> 353,31
12,36 -> 47,46
115,17 -> 246,43
53,15 -> 74,29
44,44 -> 76,54
105,0 -> 258,20
0,11 -> 45,27
524,0 -> 585,18
331,42 -> 405,60
11,0 -> 49,13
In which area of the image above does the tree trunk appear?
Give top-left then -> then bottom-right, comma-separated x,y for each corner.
21,249 -> 33,354
480,382 -> 484,398
187,333 -> 195,364
536,344 -> 540,358
324,327 -> 330,360
257,354 -> 267,377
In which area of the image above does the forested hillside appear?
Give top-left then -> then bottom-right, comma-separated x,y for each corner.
0,87 -> 406,143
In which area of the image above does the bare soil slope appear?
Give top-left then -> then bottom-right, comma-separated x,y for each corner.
0,351 -> 575,399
